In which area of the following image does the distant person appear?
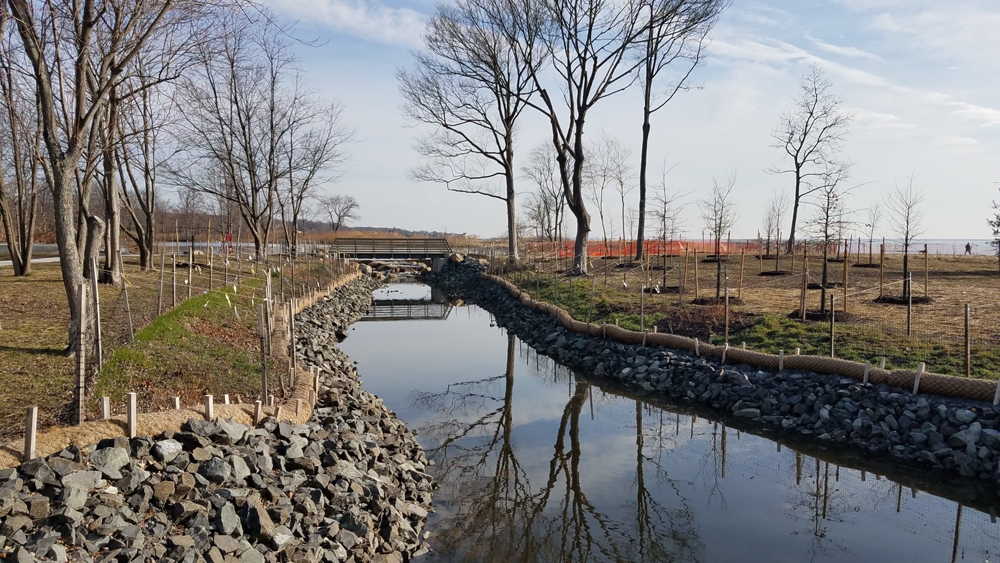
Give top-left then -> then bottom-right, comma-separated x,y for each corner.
965,242 -> 972,255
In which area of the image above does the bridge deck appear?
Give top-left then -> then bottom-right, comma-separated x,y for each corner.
332,238 -> 452,260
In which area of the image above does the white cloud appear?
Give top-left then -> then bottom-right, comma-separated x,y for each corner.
851,109 -> 915,130
266,0 -> 427,48
806,36 -> 882,62
946,102 -> 1000,128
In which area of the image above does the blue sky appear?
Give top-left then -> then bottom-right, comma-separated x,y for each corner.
264,0 -> 1000,240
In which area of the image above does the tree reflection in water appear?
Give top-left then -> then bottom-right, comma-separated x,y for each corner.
411,333 -> 704,562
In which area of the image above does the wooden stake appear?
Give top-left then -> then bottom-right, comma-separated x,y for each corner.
127,392 -> 137,439
172,254 -> 177,308
924,243 -> 929,297
912,363 -> 925,395
101,397 -> 110,420
965,304 -> 971,378
842,250 -> 848,313
204,394 -> 214,421
693,250 -> 700,300
863,361 -> 871,385
188,248 -> 194,299
90,258 -> 103,369
738,247 -> 745,299
119,250 -> 134,343
171,397 -> 180,410
879,242 -> 885,298
157,248 -> 165,316
254,400 -> 263,424
778,350 -> 784,371
75,283 -> 87,425
23,407 -> 37,462
830,295 -> 835,358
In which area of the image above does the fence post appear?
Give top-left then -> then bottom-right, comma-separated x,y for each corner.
589,278 -> 596,323
879,243 -> 885,298
127,392 -> 137,439
23,407 -> 37,462
172,253 -> 177,307
800,272 -> 807,321
89,258 -> 103,370
157,248 -> 165,316
693,250 -> 700,300
640,285 -> 645,332
119,250 -> 134,343
188,247 -> 194,299
924,243 -> 929,298
965,304 -> 971,378
906,272 -> 913,338
75,282 -> 88,425
724,286 -> 730,345
738,247 -> 745,299
842,253 -> 848,313
829,295 -> 836,358
257,304 -> 268,400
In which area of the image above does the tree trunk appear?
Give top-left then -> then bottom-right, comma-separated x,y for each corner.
100,142 -> 122,285
636,84 -> 652,261
787,173 -> 802,254
505,173 -> 519,263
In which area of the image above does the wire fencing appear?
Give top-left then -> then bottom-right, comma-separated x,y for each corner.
483,242 -> 1000,380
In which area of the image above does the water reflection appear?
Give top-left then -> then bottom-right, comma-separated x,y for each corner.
362,284 -> 453,321
340,284 -> 1000,563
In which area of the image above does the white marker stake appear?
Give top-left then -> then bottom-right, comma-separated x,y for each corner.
171,397 -> 180,410
778,350 -> 784,372
863,361 -> 871,385
204,395 -> 214,421
127,393 -> 137,439
101,397 -> 111,420
24,407 -> 37,462
911,363 -> 925,395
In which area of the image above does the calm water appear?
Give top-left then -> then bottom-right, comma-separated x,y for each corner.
340,283 -> 1000,562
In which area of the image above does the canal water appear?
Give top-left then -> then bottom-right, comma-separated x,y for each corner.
339,283 -> 1000,562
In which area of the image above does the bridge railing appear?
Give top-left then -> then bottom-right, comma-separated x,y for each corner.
331,238 -> 453,259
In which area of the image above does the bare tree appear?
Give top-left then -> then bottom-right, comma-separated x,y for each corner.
0,12 -> 41,276
4,0 -> 208,342
320,195 -> 359,234
399,0 -> 537,263
699,173 -> 737,299
885,176 -> 925,299
521,143 -> 565,242
762,192 -> 788,257
651,175 -> 686,285
770,65 -> 852,254
805,163 -> 853,314
171,15 -> 305,261
989,189 -> 1000,272
585,135 -> 630,255
277,101 -> 353,256
863,203 -> 882,265
633,0 -> 726,260
506,0 -> 651,274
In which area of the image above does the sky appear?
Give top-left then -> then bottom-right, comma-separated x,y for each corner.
263,0 -> 1000,241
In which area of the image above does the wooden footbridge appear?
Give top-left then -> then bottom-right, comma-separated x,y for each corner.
331,238 -> 452,260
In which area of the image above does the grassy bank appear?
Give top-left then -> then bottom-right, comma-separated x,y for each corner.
93,276 -> 285,415
502,268 -> 1000,381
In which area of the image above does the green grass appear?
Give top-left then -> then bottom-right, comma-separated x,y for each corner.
94,275 -> 285,414
719,315 -> 1000,379
506,272 -> 1000,381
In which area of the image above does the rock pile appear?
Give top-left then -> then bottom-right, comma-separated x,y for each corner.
428,260 -> 1000,486
0,277 -> 432,562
